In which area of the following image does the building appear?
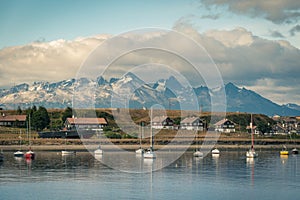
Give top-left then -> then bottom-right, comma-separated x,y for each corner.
180,116 -> 205,131
152,116 -> 174,129
246,125 -> 260,134
0,114 -> 26,127
65,117 -> 107,131
214,118 -> 235,133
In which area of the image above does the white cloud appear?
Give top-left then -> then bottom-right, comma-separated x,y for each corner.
0,26 -> 300,104
200,0 -> 300,24
0,35 -> 109,87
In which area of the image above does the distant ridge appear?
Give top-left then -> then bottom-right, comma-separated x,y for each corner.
0,74 -> 299,116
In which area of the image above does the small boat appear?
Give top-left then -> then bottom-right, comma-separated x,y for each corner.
94,146 -> 103,155
246,114 -> 258,158
61,132 -> 75,155
14,150 -> 24,157
212,148 -> 220,154
14,131 -> 24,157
246,148 -> 258,158
280,145 -> 289,155
144,148 -> 156,159
135,147 -> 144,155
291,148 -> 299,154
24,147 -> 35,159
61,150 -> 76,155
193,150 -> 203,157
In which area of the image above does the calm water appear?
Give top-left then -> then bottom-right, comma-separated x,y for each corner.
0,151 -> 299,200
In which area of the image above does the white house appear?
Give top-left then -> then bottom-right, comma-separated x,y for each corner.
180,117 -> 205,131
214,118 -> 235,133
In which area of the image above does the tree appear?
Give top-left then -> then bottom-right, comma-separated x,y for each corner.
17,106 -> 22,114
62,107 -> 73,122
31,106 -> 50,131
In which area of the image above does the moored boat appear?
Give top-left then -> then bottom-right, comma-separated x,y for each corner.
212,148 -> 220,154
135,147 -> 144,155
14,150 -> 24,157
280,145 -> 289,155
144,107 -> 156,159
94,146 -> 103,155
246,114 -> 258,158
291,148 -> 299,154
144,148 -> 156,159
24,147 -> 35,159
61,150 -> 76,155
193,150 -> 203,157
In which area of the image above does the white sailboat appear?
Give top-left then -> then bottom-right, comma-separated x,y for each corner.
14,131 -> 24,157
212,148 -> 220,154
94,145 -> 103,155
144,107 -> 156,159
62,132 -> 75,155
193,132 -> 203,157
246,114 -> 258,158
136,122 -> 145,155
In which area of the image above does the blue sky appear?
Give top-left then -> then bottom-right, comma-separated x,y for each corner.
0,0 -> 197,48
0,0 -> 300,105
1,0 -> 299,49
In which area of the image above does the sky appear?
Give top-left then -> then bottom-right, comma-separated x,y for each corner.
0,0 -> 300,105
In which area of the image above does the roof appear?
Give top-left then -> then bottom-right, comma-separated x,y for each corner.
181,117 -> 201,124
152,116 -> 171,123
66,118 -> 107,125
214,118 -> 234,126
0,115 -> 27,122
246,125 -> 257,130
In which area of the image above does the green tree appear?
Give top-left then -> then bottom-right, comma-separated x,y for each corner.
31,106 -> 50,131
17,106 -> 22,114
62,107 -> 73,122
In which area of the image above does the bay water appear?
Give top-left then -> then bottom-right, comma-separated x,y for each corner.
0,151 -> 299,200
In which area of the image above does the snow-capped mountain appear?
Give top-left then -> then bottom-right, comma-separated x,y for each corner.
1,73 -> 300,116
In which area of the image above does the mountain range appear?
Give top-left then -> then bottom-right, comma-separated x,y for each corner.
1,72 -> 299,116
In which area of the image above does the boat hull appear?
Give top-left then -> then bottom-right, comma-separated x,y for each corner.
25,151 -> 35,159
280,150 -> 289,155
246,150 -> 258,158
193,151 -> 203,157
212,149 -> 220,154
144,150 -> 156,159
291,148 -> 299,154
14,151 -> 24,157
61,150 -> 76,155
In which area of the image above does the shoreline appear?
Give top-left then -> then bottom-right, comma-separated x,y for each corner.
1,144 -> 299,152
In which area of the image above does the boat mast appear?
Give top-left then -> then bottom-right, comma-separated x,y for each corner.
251,114 -> 254,149
150,107 -> 153,150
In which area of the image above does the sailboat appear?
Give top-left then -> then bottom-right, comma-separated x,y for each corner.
25,115 -> 35,159
212,148 -> 220,155
289,133 -> 298,154
246,114 -> 258,158
14,130 -> 24,157
193,130 -> 203,157
144,107 -> 156,159
136,121 -> 145,155
94,145 -> 103,155
61,132 -> 75,155
280,145 -> 289,155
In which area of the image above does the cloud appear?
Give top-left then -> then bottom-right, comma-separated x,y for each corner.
0,35 -> 108,87
200,14 -> 220,20
200,0 -> 300,24
289,24 -> 300,36
1,26 -> 300,104
270,30 -> 285,38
